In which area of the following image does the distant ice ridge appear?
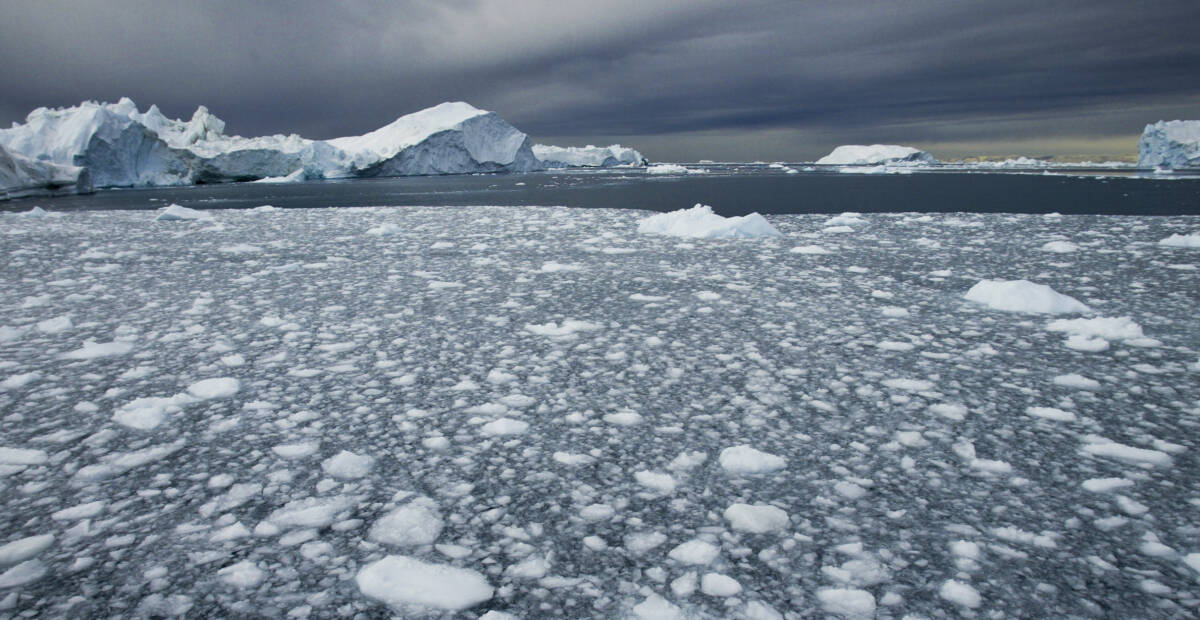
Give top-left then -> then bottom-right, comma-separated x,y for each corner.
533,144 -> 646,168
816,144 -> 939,166
1138,120 -> 1200,169
637,204 -> 781,239
0,98 -> 542,195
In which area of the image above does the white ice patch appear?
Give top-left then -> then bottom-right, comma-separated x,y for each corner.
1081,437 -> 1173,467
155,204 -> 213,222
1040,241 -> 1079,253
368,497 -> 444,546
815,588 -> 876,618
272,442 -> 319,459
480,418 -> 529,436
1026,406 -> 1077,422
113,394 -> 195,430
636,204 -> 781,239
724,503 -> 789,533
321,450 -> 373,479
265,495 -> 356,529
939,579 -> 982,608
60,340 -> 134,360
1053,373 -> 1101,390
355,555 -> 493,611
790,245 -> 832,255
1158,233 -> 1200,248
963,279 -> 1091,314
524,320 -> 601,339
718,445 -> 786,474
0,534 -> 54,565
633,471 -> 677,494
668,539 -> 721,565
217,560 -> 265,588
700,573 -> 742,597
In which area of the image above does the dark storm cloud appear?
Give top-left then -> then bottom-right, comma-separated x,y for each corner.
2,0 -> 1197,159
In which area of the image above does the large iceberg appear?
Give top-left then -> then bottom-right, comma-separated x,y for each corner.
816,144 -> 939,166
1138,120 -> 1200,169
0,98 -> 542,195
533,144 -> 646,168
0,143 -> 92,200
637,204 -> 781,239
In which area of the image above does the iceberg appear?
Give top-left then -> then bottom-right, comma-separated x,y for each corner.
533,144 -> 646,168
0,98 -> 542,197
1138,120 -> 1200,169
637,204 -> 781,239
0,144 -> 92,200
963,279 -> 1091,314
816,144 -> 939,166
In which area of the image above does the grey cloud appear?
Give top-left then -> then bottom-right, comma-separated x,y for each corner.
1,0 -> 1197,160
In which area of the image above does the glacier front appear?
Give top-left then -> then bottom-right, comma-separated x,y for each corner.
1138,120 -> 1200,170
0,99 -> 543,195
0,144 -> 92,200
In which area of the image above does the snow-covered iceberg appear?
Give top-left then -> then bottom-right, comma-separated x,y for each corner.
637,204 -> 781,239
0,98 -> 542,195
1138,120 -> 1200,169
0,143 -> 92,200
533,144 -> 646,168
816,144 -> 939,166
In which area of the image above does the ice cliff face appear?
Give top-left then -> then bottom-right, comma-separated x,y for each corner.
0,144 -> 92,200
1138,121 -> 1200,169
533,144 -> 647,168
816,144 -> 939,166
0,98 -> 542,196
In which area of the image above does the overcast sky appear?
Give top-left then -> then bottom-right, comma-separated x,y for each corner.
2,0 -> 1197,161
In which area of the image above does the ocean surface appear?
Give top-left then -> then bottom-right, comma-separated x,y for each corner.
5,165 -> 1200,216
2,171 -> 1199,617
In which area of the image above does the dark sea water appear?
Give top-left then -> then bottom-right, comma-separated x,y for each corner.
6,166 -> 1200,216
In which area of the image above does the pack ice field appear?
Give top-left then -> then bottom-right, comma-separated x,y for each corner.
1,205 -> 1199,618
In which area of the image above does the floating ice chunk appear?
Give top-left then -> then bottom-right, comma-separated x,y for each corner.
72,441 -> 185,481
1082,477 -> 1134,493
815,588 -> 876,618
1184,553 -> 1200,574
504,555 -> 548,579
321,450 -> 373,479
480,417 -> 528,436
217,560 -> 265,588
719,445 -> 786,474
880,306 -> 910,317
0,534 -> 54,565
1064,335 -> 1109,352
882,378 -> 935,392
876,341 -> 914,351
1081,438 -> 1172,467
950,540 -> 981,559
272,442 -> 319,459
1026,406 -> 1077,422
218,243 -> 262,254
929,403 -> 968,420
631,593 -> 685,620
113,394 -> 194,430
633,470 -> 677,494
724,503 -> 789,533
552,452 -> 595,466
701,573 -> 742,597
0,373 -> 39,390
61,340 -> 134,360
1053,374 -> 1101,390
963,279 -> 1090,314
602,410 -> 642,426
539,261 -> 584,273
356,555 -> 493,611
0,561 -> 46,588
824,212 -> 868,227
524,320 -> 602,339
1046,316 -> 1144,342
1040,241 -> 1079,253
36,315 -> 72,334
939,580 -> 981,608
1158,233 -> 1200,248
834,480 -> 868,500
155,204 -> 212,222
579,504 -> 615,521
646,164 -> 698,175
668,539 -> 721,565
367,223 -> 402,235
368,497 -> 443,546
790,245 -> 832,254
823,225 -> 855,233
637,204 -> 781,239
51,501 -> 105,520
625,531 -> 668,554
265,495 -> 356,529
